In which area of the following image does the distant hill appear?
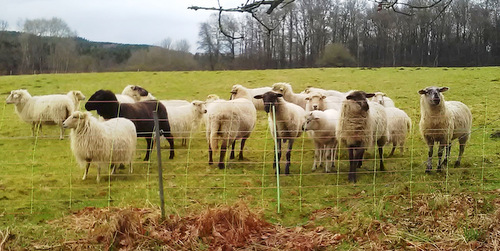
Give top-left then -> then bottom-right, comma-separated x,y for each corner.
0,31 -> 199,75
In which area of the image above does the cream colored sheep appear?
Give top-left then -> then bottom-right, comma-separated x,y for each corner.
385,107 -> 411,157
418,86 -> 472,172
303,109 -> 340,173
336,91 -> 389,182
66,91 -> 86,111
63,111 -> 137,182
162,100 -> 207,146
271,82 -> 309,109
206,98 -> 257,169
305,92 -> 344,111
254,91 -> 306,175
371,92 -> 396,107
6,89 -> 75,139
230,84 -> 272,111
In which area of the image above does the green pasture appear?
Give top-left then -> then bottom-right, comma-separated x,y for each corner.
0,67 -> 499,247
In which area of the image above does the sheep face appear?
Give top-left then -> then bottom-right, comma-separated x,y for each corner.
229,85 -> 242,100
192,101 -> 207,114
271,83 -> 290,95
305,93 -> 326,110
85,90 -> 118,111
63,111 -> 89,129
6,89 -> 29,104
418,86 -> 449,106
345,91 -> 375,112
69,91 -> 86,101
303,111 -> 320,131
371,92 -> 386,106
254,91 -> 283,113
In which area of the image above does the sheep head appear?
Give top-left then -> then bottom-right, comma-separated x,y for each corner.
85,90 -> 119,118
6,89 -> 31,104
305,92 -> 327,111
345,91 -> 375,112
63,111 -> 90,129
192,100 -> 207,114
271,82 -> 291,95
418,86 -> 448,106
303,111 -> 320,131
254,91 -> 283,113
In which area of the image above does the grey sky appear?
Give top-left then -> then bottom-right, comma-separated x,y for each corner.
0,0 -> 240,53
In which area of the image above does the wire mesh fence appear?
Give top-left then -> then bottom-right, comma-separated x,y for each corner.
0,97 -> 498,220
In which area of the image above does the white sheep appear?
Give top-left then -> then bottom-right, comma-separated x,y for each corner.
161,100 -> 207,146
336,91 -> 389,182
121,85 -> 156,101
230,84 -> 272,111
385,107 -> 412,157
305,92 -> 344,112
161,100 -> 191,107
206,98 -> 257,169
271,82 -> 309,109
303,109 -> 340,173
418,86 -> 472,172
371,92 -> 396,107
254,91 -> 306,175
6,89 -> 76,139
66,91 -> 86,111
63,111 -> 137,182
302,87 -> 346,98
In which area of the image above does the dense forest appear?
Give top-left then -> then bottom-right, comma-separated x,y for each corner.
0,0 -> 499,75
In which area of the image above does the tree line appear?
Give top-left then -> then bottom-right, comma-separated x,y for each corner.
197,0 -> 500,69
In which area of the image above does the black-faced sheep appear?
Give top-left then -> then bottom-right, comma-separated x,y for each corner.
206,98 -> 257,169
336,91 -> 389,182
85,89 -> 175,161
271,82 -> 309,109
303,109 -> 340,173
418,86 -> 472,172
6,89 -> 78,139
254,91 -> 306,175
63,111 -> 137,182
229,84 -> 272,111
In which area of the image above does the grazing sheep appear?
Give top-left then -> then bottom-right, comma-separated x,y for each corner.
85,89 -> 175,161
6,89 -> 76,139
336,91 -> 389,182
371,92 -> 396,107
305,92 -> 344,111
206,98 -> 257,169
162,100 -> 207,146
303,109 -> 340,173
254,91 -> 306,175
271,82 -> 309,109
385,107 -> 412,157
121,85 -> 157,101
67,91 -> 86,111
418,86 -> 472,172
63,111 -> 137,182
229,84 -> 272,111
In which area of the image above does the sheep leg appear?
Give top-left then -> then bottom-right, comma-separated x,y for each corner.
218,139 -> 228,169
144,138 -> 152,161
238,138 -> 247,160
437,144 -> 446,171
110,164 -> 116,174
455,137 -> 468,167
312,142 -> 320,172
273,139 -> 282,174
96,165 -> 101,183
182,138 -> 187,146
284,139 -> 294,175
167,136 -> 175,159
129,162 -> 133,174
325,147 -> 332,173
208,141 -> 214,165
59,124 -> 65,140
230,140 -> 236,159
425,144 -> 434,173
388,144 -> 396,157
378,146 -> 385,171
82,162 -> 90,180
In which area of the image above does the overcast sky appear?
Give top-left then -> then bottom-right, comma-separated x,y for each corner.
0,0 -> 242,53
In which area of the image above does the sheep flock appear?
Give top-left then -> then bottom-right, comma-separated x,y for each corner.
5,83 -> 473,183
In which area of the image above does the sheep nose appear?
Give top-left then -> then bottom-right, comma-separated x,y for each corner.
312,105 -> 318,110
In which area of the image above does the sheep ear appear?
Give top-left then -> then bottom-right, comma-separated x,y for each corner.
418,89 -> 427,95
254,95 -> 263,99
346,95 -> 354,100
439,87 -> 449,92
365,93 -> 376,98
321,95 -> 326,100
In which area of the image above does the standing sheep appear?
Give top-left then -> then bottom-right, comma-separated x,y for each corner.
85,90 -> 175,161
67,91 -> 86,111
371,92 -> 396,107
337,91 -> 389,182
162,100 -> 207,146
418,86 -> 472,172
303,109 -> 340,173
385,107 -> 411,157
206,98 -> 257,169
63,111 -> 137,182
271,82 -> 309,109
229,84 -> 272,111
121,85 -> 157,101
305,92 -> 344,111
6,89 -> 76,139
254,91 -> 306,175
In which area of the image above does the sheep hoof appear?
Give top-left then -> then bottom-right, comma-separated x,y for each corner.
218,163 -> 225,169
454,161 -> 461,168
425,169 -> 432,174
348,174 -> 357,183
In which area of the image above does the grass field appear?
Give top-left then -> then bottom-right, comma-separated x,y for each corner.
0,67 -> 499,249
